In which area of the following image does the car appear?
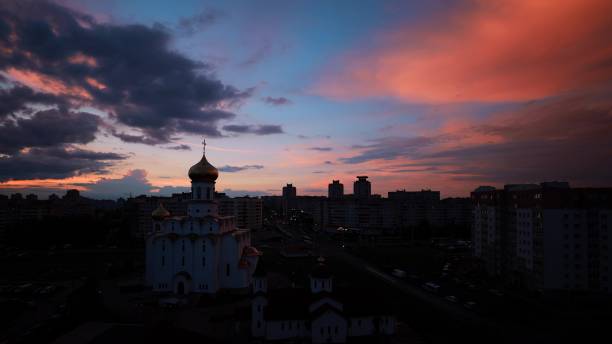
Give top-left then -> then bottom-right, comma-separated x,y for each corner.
39,285 -> 57,296
422,282 -> 441,293
444,295 -> 458,303
392,269 -> 407,279
463,301 -> 477,310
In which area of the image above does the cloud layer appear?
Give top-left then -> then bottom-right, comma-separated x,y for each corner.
318,0 -> 612,102
0,0 -> 250,144
218,165 -> 264,172
223,124 -> 284,135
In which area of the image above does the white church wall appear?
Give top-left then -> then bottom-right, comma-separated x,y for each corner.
265,320 -> 306,341
348,317 -> 375,337
311,310 -> 347,344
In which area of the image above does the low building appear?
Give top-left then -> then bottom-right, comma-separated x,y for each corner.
251,258 -> 395,343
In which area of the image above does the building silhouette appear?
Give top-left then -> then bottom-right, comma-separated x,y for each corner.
472,182 -> 612,292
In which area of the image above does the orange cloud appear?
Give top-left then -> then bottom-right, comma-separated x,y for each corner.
68,53 -> 98,67
85,77 -> 107,90
6,68 -> 92,100
317,0 -> 612,102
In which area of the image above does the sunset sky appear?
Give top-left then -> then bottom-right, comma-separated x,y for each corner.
1,0 -> 611,199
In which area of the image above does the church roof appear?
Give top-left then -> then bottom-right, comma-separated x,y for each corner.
243,246 -> 262,257
151,202 -> 170,219
188,140 -> 218,182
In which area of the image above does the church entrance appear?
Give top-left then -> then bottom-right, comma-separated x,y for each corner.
173,271 -> 192,295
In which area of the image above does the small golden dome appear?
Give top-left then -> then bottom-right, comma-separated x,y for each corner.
188,139 -> 218,182
152,202 -> 170,220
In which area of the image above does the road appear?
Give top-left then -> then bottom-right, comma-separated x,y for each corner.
274,222 -> 534,343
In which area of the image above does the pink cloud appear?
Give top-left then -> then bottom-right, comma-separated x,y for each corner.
316,0 -> 612,102
5,68 -> 93,100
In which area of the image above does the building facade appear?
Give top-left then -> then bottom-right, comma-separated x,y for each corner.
328,180 -> 344,200
218,195 -> 263,231
472,183 -> 612,292
353,176 -> 371,199
145,143 -> 261,294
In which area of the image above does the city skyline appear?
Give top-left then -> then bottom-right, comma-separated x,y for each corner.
2,0 -> 612,200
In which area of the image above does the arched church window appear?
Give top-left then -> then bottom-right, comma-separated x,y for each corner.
202,257 -> 206,267
155,224 -> 160,232
207,187 -> 211,199
181,256 -> 185,266
162,240 -> 165,251
161,256 -> 165,266
182,240 -> 185,252
226,263 -> 230,276
196,187 -> 202,199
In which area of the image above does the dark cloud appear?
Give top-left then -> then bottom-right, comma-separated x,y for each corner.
0,146 -> 126,182
0,0 -> 250,144
109,131 -> 165,145
324,161 -> 334,165
0,85 -> 68,119
298,134 -> 331,140
262,96 -> 292,106
0,108 -> 100,154
177,8 -> 223,35
77,169 -> 151,199
218,165 -> 264,173
77,169 -> 190,199
309,147 -> 333,152
339,136 -> 437,164
239,42 -> 272,67
339,91 -> 612,186
223,124 -> 283,135
423,94 -> 612,184
167,144 -> 191,151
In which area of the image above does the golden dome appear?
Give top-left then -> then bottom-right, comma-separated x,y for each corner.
188,139 -> 218,182
152,202 -> 170,219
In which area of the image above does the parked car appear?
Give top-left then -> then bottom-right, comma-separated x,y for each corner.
463,301 -> 477,310
422,282 -> 441,294
444,295 -> 458,303
392,269 -> 407,279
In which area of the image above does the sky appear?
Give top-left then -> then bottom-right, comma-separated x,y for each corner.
1,0 -> 611,199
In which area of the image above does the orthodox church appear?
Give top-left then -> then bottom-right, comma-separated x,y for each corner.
145,140 -> 261,294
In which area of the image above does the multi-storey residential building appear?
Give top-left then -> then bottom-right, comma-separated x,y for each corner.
353,176 -> 371,199
282,183 -> 297,218
218,195 -> 263,231
388,190 -> 442,228
472,183 -> 612,292
328,180 -> 344,200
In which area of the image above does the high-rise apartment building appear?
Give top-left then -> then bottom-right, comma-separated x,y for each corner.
472,183 -> 612,292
